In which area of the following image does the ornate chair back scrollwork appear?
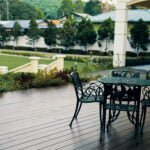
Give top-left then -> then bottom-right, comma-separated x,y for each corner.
70,71 -> 104,127
140,86 -> 150,134
105,83 -> 141,136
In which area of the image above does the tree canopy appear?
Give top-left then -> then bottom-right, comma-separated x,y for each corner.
84,0 -> 102,16
129,19 -> 149,56
0,0 -> 44,20
59,18 -> 76,50
98,18 -> 114,52
27,18 -> 41,50
58,0 -> 74,17
0,24 -> 10,46
76,18 -> 97,51
12,21 -> 22,48
43,22 -> 57,49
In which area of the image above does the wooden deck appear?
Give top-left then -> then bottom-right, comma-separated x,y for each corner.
0,84 -> 150,150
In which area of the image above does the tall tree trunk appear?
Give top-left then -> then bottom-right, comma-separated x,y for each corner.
84,45 -> 87,51
105,38 -> 108,52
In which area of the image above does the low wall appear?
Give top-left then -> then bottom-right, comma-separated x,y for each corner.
0,55 -> 65,74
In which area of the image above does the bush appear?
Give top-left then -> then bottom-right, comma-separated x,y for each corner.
0,69 -> 70,93
13,72 -> 35,89
1,50 -> 46,57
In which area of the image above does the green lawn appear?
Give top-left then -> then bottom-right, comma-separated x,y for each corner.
0,54 -> 103,74
0,54 -> 52,69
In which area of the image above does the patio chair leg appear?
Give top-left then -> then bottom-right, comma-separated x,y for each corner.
75,102 -> 82,119
69,101 -> 80,127
140,107 -> 147,135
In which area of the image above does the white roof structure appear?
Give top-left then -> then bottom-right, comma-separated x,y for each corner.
91,9 -> 150,22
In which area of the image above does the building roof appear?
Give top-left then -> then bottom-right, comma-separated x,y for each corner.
72,12 -> 92,19
91,9 -> 150,23
0,20 -> 62,29
128,0 -> 150,8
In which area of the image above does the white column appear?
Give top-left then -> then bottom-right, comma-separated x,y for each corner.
113,0 -> 128,68
0,66 -> 8,74
55,55 -> 66,71
29,57 -> 41,73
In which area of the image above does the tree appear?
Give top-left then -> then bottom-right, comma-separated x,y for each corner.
43,22 -> 57,49
98,18 -> 114,52
24,0 -> 62,19
84,0 -> 102,16
76,18 -> 96,51
129,19 -> 149,56
74,0 -> 84,13
0,24 -> 10,47
12,21 -> 22,49
0,0 -> 44,20
59,18 -> 76,50
27,18 -> 41,50
57,0 -> 74,17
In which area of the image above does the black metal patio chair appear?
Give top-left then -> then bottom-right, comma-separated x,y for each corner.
140,86 -> 150,134
69,71 -> 104,127
105,83 -> 141,138
106,70 -> 141,135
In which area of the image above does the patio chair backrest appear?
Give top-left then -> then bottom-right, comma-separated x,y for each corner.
70,71 -> 83,98
107,84 -> 141,112
142,86 -> 150,101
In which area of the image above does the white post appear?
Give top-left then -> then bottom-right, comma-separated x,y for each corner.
0,66 -> 8,74
29,57 -> 40,73
113,0 -> 128,68
55,55 -> 66,71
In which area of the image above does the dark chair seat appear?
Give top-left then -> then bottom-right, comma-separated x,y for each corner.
141,99 -> 150,107
106,103 -> 138,111
81,95 -> 103,103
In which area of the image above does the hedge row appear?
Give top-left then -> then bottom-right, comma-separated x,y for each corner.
2,45 -> 150,57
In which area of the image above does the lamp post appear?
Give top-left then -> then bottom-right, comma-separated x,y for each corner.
5,0 -> 9,20
0,0 -> 9,20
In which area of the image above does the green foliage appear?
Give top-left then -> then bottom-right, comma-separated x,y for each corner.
1,50 -> 46,57
98,18 -> 114,52
0,24 -> 10,46
84,0 -> 102,15
58,0 -> 74,17
43,22 -> 57,49
74,0 -> 84,13
24,0 -> 62,19
59,18 -> 76,50
76,18 -> 97,51
0,54 -> 52,69
129,19 -> 149,56
0,0 -> 44,20
27,18 -> 41,50
0,69 -> 69,92
12,21 -> 22,48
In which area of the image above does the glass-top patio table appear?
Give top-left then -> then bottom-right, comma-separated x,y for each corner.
98,76 -> 150,142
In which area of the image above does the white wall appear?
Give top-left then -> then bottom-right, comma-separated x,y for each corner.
5,35 -> 150,53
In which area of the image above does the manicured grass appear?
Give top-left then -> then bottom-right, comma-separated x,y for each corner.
0,54 -> 52,69
0,54 -> 106,74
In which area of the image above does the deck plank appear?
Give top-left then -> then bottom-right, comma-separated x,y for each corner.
0,84 -> 150,150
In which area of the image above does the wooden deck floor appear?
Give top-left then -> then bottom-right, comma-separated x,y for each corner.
0,84 -> 150,150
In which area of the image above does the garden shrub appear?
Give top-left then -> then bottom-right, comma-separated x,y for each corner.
0,69 -> 70,93
1,50 -> 46,57
13,72 -> 35,89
